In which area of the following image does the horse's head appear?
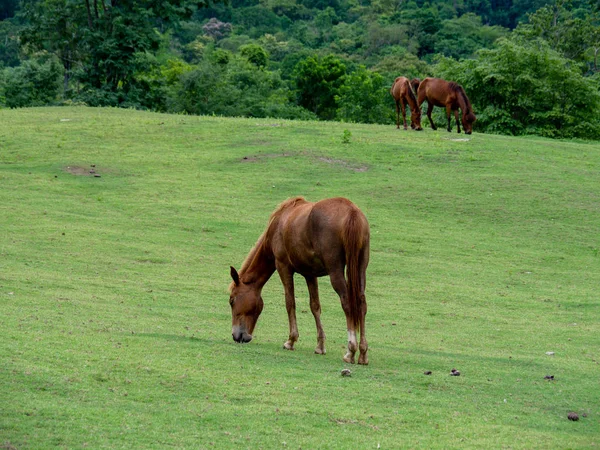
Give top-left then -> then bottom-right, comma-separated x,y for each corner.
462,112 -> 476,135
411,108 -> 423,131
229,266 -> 264,343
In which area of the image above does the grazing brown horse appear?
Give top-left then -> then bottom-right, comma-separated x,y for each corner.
228,197 -> 370,365
390,76 -> 422,130
417,77 -> 476,134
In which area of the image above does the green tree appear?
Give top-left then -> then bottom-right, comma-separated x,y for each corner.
19,0 -> 87,95
20,0 -> 223,106
515,0 -> 600,66
434,13 -> 508,59
292,54 -> 347,120
401,5 -> 442,57
3,57 -> 62,108
0,19 -> 22,67
170,57 -> 316,119
239,44 -> 269,68
436,38 -> 600,139
336,66 -> 392,124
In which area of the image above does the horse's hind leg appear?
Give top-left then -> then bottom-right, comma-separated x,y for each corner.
329,270 -> 358,364
277,265 -> 298,350
306,276 -> 326,355
427,103 -> 437,130
400,99 -> 408,130
446,104 -> 453,132
357,293 -> 368,365
357,246 -> 369,365
395,100 -> 400,129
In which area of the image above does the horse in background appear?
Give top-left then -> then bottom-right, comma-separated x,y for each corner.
390,76 -> 422,131
228,197 -> 370,365
417,77 -> 476,134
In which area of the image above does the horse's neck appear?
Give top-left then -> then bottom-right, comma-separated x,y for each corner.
456,89 -> 470,115
405,87 -> 419,112
240,235 -> 276,288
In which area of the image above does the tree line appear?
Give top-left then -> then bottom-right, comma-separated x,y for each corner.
0,0 -> 599,139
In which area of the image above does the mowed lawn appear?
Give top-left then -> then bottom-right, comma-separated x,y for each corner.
1,107 -> 598,449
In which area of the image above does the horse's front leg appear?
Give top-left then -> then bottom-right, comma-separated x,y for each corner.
427,103 -> 437,130
454,109 -> 461,133
305,276 -> 326,355
277,265 -> 298,350
395,100 -> 400,129
329,270 -> 357,364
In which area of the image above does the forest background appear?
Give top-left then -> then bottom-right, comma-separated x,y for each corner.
0,0 -> 599,139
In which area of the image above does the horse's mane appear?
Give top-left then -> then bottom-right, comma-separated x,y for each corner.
406,80 -> 418,105
229,196 -> 307,291
448,81 -> 473,114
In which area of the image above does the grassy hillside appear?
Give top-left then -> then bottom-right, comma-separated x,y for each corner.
1,107 -> 598,448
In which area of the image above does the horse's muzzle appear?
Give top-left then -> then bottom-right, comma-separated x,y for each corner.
232,328 -> 253,343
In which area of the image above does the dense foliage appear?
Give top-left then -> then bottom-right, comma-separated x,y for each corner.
1,0 -> 599,139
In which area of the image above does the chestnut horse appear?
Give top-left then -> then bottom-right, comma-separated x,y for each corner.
417,77 -> 476,134
390,76 -> 422,130
228,197 -> 370,365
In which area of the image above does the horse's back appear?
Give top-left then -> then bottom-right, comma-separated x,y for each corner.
311,198 -> 368,236
310,198 -> 370,271
274,197 -> 369,276
419,77 -> 454,106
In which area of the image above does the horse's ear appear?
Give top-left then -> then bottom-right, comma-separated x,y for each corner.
230,266 -> 240,286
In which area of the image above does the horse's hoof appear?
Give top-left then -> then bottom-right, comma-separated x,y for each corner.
283,342 -> 295,350
358,356 -> 369,365
314,347 -> 326,355
343,354 -> 355,364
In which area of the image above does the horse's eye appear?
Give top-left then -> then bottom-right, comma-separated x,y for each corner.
229,296 -> 235,306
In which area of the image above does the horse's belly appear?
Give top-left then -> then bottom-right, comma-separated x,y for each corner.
285,244 -> 327,277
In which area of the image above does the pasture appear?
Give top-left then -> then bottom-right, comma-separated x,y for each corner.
1,107 -> 598,448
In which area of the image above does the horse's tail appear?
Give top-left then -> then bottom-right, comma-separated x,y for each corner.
343,208 -> 369,329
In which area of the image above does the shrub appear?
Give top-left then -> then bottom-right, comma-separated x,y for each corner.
3,58 -> 62,108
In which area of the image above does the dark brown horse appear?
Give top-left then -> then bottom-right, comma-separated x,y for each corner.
390,76 -> 422,130
228,197 -> 370,365
417,77 -> 476,134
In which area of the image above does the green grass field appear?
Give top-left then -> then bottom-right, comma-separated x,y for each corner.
1,107 -> 598,449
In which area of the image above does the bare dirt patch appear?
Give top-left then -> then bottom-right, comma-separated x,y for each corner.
316,157 -> 368,172
240,152 -> 294,162
64,165 -> 102,177
240,151 -> 368,172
